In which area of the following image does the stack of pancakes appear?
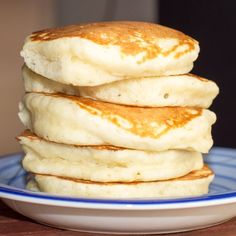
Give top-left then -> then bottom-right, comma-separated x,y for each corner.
18,21 -> 219,198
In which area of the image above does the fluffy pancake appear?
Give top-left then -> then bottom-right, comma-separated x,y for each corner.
22,64 -> 79,96
27,165 -> 214,198
18,92 -> 216,152
79,74 -> 219,108
21,21 -> 199,86
23,65 -> 219,108
18,130 -> 203,182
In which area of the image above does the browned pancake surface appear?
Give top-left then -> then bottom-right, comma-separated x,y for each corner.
41,93 -> 202,139
29,21 -> 196,62
17,130 -> 126,151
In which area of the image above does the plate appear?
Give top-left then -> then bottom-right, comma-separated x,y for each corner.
1,147 -> 236,234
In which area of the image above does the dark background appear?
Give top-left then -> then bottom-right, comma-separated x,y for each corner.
160,0 -> 236,148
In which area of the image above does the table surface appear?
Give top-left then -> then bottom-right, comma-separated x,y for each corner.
0,200 -> 236,236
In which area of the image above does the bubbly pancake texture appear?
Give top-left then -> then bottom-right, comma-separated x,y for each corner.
21,21 -> 199,86
19,130 -> 203,182
19,93 -> 216,152
27,165 -> 214,198
23,65 -> 219,108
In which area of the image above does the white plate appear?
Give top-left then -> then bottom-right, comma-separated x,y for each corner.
1,147 -> 236,234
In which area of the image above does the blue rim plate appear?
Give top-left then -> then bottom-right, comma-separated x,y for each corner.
1,147 -> 236,209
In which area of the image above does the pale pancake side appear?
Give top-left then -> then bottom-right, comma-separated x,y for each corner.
19,131 -> 203,182
79,74 -> 219,108
27,166 -> 214,198
23,65 -> 219,108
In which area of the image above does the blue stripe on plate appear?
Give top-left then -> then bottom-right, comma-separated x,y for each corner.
205,161 -> 236,168
0,161 -> 21,173
214,174 -> 236,182
6,168 -> 26,185
1,185 -> 236,205
210,183 -> 231,191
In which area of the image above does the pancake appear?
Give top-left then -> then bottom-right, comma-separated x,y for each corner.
18,130 -> 203,182
22,65 -> 219,108
21,21 -> 199,86
18,92 -> 216,152
22,64 -> 79,96
27,165 -> 214,198
79,74 -> 219,108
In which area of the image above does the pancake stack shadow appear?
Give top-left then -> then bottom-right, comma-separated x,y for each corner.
17,22 -> 219,198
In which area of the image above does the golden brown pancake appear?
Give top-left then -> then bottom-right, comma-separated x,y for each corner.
21,21 -> 200,86
43,93 -> 202,139
30,21 -> 196,61
18,92 -> 216,152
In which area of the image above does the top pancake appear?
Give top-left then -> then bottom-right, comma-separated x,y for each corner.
30,22 -> 195,60
21,21 -> 199,86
